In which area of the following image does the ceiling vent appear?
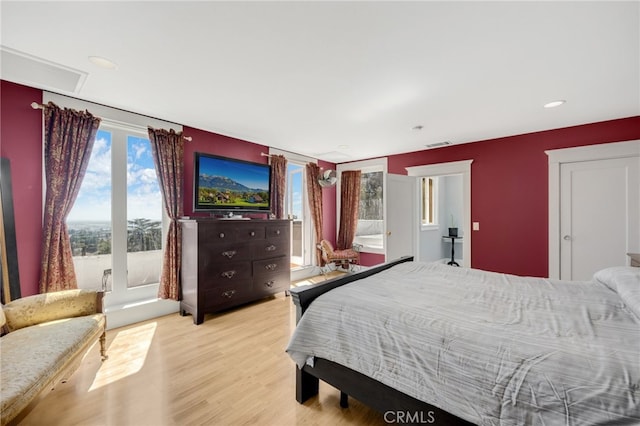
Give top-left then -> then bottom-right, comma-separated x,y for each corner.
425,141 -> 452,149
0,46 -> 87,94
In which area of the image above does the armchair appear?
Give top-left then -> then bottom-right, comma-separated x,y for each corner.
317,240 -> 361,273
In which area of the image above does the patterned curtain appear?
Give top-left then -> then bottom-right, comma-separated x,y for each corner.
40,102 -> 101,293
305,163 -> 324,265
148,127 -> 184,300
269,155 -> 287,219
337,170 -> 361,250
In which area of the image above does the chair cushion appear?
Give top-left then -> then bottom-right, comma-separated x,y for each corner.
331,249 -> 359,260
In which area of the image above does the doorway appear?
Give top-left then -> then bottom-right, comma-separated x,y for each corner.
406,160 -> 473,267
547,140 -> 640,280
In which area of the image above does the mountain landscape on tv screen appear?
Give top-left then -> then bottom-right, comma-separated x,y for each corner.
198,174 -> 268,207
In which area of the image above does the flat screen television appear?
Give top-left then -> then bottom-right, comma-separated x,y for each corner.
193,152 -> 272,213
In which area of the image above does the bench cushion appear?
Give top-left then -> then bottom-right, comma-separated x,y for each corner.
0,314 -> 105,424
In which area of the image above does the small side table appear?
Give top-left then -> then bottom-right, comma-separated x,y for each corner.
442,236 -> 463,267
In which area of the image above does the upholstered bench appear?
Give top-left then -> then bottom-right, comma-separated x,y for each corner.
0,289 -> 107,426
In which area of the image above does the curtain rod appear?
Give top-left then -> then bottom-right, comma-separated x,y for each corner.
31,101 -> 192,141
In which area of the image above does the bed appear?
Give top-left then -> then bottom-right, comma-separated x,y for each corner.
286,257 -> 640,425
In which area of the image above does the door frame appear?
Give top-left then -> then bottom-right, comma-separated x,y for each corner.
268,148 -> 317,281
546,140 -> 640,279
406,160 -> 473,268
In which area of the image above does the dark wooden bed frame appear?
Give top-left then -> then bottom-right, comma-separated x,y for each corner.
289,256 -> 474,425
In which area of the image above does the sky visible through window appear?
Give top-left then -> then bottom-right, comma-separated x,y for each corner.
67,129 -> 162,223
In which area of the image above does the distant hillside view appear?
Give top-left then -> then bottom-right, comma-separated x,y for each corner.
198,174 -> 269,207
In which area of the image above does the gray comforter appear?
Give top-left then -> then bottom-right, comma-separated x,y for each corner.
286,262 -> 640,425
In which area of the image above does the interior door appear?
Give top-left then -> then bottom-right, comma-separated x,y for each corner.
385,174 -> 416,261
560,156 -> 640,280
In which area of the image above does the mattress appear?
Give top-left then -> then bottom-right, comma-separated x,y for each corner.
286,262 -> 640,425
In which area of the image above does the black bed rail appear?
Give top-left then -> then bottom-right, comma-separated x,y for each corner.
289,255 -> 414,322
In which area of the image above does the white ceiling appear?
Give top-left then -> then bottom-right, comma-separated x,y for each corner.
1,1 -> 638,163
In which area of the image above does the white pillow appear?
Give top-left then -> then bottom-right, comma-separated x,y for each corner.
593,266 -> 640,319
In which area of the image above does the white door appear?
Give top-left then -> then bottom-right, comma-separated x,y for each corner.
386,174 -> 415,261
560,157 -> 640,280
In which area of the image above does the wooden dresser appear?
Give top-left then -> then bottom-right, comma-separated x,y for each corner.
179,218 -> 291,324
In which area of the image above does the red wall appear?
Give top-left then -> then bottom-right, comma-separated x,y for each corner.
318,160 -> 337,245
182,126 -> 270,218
387,116 -> 640,277
182,129 -> 338,243
0,82 -> 340,295
0,81 -> 44,296
2,80 -> 639,293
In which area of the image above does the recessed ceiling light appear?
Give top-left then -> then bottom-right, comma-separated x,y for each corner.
88,56 -> 118,70
338,144 -> 350,150
543,100 -> 566,108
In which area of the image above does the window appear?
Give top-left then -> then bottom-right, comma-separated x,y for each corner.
126,135 -> 163,288
337,158 -> 388,254
45,91 -> 181,326
287,162 -> 304,268
68,126 -> 165,295
421,177 -> 438,227
355,170 -> 384,250
68,129 -> 113,290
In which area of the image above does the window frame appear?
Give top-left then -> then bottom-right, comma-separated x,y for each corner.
420,176 -> 439,231
336,158 -> 388,255
44,92 -> 181,327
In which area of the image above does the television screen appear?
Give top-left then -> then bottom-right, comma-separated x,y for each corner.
194,153 -> 272,212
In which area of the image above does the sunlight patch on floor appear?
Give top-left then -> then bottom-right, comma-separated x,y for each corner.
89,321 -> 156,391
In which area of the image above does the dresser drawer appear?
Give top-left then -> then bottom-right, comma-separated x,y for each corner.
198,222 -> 239,242
235,223 -> 266,241
252,239 -> 289,259
253,256 -> 289,276
200,260 -> 252,283
203,281 -> 252,308
200,242 -> 252,263
266,223 -> 289,240
198,222 -> 266,243
253,273 -> 289,297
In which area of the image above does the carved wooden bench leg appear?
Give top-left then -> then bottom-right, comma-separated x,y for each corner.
100,332 -> 108,360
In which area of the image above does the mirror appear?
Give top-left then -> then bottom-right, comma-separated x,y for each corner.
1,157 -> 21,303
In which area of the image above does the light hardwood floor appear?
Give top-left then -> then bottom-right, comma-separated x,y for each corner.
18,275 -> 387,426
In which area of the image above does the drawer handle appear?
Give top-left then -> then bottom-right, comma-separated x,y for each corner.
219,232 -> 225,239
275,230 -> 281,235
221,270 -> 236,279
265,263 -> 277,271
222,290 -> 236,299
265,244 -> 277,252
249,231 -> 256,237
265,280 -> 275,288
222,250 -> 237,259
